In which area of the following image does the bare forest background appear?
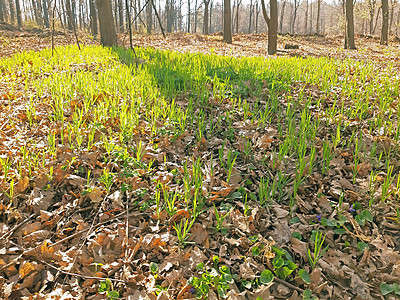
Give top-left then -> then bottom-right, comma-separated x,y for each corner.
0,0 -> 399,41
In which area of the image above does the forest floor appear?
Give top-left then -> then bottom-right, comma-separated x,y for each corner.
0,26 -> 400,300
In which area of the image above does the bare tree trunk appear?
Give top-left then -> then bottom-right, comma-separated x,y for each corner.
118,0 -> 123,32
65,0 -> 74,30
345,0 -> 356,48
291,0 -> 299,34
209,1 -> 212,32
0,0 -> 4,22
203,0 -> 210,33
255,0 -> 260,33
279,0 -> 286,33
223,0 -> 232,43
248,0 -> 253,33
261,0 -> 278,54
381,0 -> 389,44
389,0 -> 395,34
368,0 -> 376,34
147,0 -> 152,34
14,0 -> 21,27
42,0 -> 50,28
90,0 -> 98,35
316,0 -> 321,34
304,0 -> 308,34
309,0 -> 313,33
96,0 -> 118,46
235,0 -> 241,33
373,6 -> 381,34
194,0 -> 198,33
187,0 -> 190,32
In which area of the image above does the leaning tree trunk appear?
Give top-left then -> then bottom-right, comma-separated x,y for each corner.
381,0 -> 389,44
345,0 -> 356,49
261,0 -> 277,54
223,0 -> 232,43
96,0 -> 118,46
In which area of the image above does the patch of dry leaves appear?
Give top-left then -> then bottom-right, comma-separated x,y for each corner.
0,28 -> 399,300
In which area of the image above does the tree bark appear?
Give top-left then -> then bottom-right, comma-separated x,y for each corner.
261,0 -> 277,54
248,0 -> 253,33
42,0 -> 50,28
235,0 -> 241,33
0,0 -> 4,22
223,0 -> 232,43
14,0 -> 22,27
187,0 -> 190,32
345,0 -> 356,49
118,0 -> 124,32
316,0 -> 321,34
65,0 -> 74,30
203,0 -> 210,34
304,0 -> 308,34
279,1 -> 286,33
147,0 -> 153,34
96,0 -> 118,46
90,0 -> 98,35
381,0 -> 389,44
368,0 -> 376,35
291,0 -> 299,34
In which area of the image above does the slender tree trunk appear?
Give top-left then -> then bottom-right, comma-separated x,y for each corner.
65,0 -> 74,30
255,1 -> 259,33
42,0 -> 50,28
118,0 -> 123,32
209,1 -> 212,33
147,0 -> 153,34
381,0 -> 389,44
373,6 -> 381,34
223,0 -> 232,43
248,0 -> 253,33
316,0 -> 321,34
369,0 -> 376,34
0,0 -> 4,22
96,0 -> 118,46
90,0 -> 98,35
345,0 -> 356,48
291,0 -> 298,34
304,0 -> 308,34
194,0 -> 198,32
279,0 -> 286,33
203,0 -> 210,33
389,0 -> 395,34
235,0 -> 241,33
14,0 -> 21,27
309,0 -> 313,33
187,0 -> 190,32
261,0 -> 278,54
31,0 -> 41,26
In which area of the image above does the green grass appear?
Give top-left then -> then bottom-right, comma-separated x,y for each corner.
1,44 -> 399,298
